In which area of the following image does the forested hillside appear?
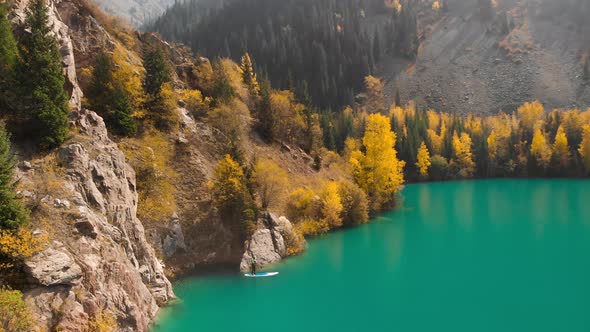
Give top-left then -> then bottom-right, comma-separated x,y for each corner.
147,0 -> 419,109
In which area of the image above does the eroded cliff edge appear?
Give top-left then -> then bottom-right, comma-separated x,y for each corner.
8,0 -> 174,330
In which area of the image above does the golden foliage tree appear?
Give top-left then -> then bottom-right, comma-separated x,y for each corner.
112,46 -> 145,113
552,126 -> 570,168
252,159 -> 289,209
416,141 -> 431,177
209,155 -> 256,237
452,132 -> 475,177
270,90 -> 306,144
518,101 -> 544,137
320,182 -> 343,229
487,130 -> 498,161
350,113 -> 405,211
240,53 -> 260,98
531,128 -> 551,169
579,125 -> 590,174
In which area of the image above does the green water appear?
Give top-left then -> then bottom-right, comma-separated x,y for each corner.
154,179 -> 590,332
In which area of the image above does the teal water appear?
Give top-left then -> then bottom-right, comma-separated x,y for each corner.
154,179 -> 590,332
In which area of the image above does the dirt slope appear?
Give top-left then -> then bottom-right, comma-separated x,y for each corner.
378,0 -> 590,115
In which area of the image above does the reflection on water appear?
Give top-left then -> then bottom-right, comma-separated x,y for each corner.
155,179 -> 590,332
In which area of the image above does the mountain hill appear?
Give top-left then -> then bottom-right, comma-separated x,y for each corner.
150,0 -> 590,114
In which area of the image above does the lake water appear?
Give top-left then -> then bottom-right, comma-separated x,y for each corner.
153,179 -> 590,332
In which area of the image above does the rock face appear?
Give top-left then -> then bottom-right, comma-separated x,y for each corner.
25,245 -> 83,287
10,0 -> 175,327
240,212 -> 296,272
20,110 -> 175,332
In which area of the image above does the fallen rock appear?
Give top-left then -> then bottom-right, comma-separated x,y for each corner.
25,246 -> 83,286
240,229 -> 282,272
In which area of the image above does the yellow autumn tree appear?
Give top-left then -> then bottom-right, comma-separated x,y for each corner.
350,113 -> 405,211
416,141 -> 431,178
531,128 -> 551,169
518,101 -> 544,137
252,159 -> 289,209
452,132 -> 475,177
320,182 -> 344,229
487,130 -> 498,161
112,46 -> 145,114
552,126 -> 570,168
579,125 -> 590,174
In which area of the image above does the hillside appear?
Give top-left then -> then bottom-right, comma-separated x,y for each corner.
379,0 -> 590,114
150,0 -> 590,114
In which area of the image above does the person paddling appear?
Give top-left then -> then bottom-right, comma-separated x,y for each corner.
250,255 -> 257,276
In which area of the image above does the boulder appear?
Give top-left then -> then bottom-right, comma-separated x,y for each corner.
25,246 -> 83,286
239,213 -> 298,272
240,229 -> 282,272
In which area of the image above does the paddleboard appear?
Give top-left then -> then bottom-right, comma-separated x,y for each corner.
244,272 -> 279,278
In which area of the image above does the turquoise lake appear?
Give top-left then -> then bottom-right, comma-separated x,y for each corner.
153,179 -> 590,332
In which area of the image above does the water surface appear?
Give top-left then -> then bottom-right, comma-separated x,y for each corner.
154,179 -> 590,332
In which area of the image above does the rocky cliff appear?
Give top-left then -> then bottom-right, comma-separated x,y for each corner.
9,0 -> 174,330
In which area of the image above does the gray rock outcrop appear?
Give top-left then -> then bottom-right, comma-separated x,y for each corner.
240,212 -> 296,272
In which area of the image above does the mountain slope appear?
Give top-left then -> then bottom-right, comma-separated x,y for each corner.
379,0 -> 590,115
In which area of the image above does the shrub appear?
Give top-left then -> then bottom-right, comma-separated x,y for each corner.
0,228 -> 46,268
295,219 -> 330,237
119,130 -> 177,224
88,309 -> 117,332
0,288 -> 35,332
285,187 -> 321,223
251,159 -> 288,209
338,180 -> 369,226
180,89 -> 207,118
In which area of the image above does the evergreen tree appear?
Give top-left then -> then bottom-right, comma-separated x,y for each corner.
255,79 -> 274,141
0,124 -> 29,230
142,43 -> 170,97
17,0 -> 69,149
88,53 -> 136,136
240,53 -> 260,97
0,3 -> 18,115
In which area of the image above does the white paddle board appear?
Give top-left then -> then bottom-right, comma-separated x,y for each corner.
244,272 -> 279,278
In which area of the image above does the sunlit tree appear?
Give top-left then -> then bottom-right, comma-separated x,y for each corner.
531,128 -> 551,169
552,126 -> 570,168
452,132 -> 475,177
350,113 -> 405,211
252,159 -> 289,209
416,141 -> 431,178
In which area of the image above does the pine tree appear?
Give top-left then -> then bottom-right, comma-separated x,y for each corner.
0,124 -> 29,230
0,3 -> 18,115
255,79 -> 274,141
88,53 -> 136,136
17,0 -> 69,149
142,43 -> 171,97
240,53 -> 259,97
